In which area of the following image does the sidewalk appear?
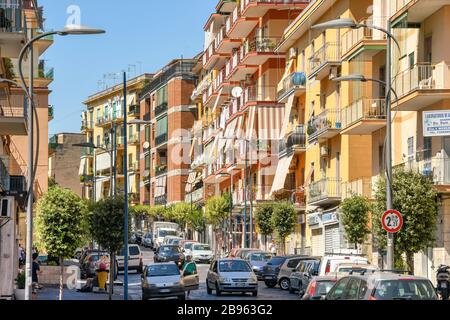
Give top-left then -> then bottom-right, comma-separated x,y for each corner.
36,285 -> 130,301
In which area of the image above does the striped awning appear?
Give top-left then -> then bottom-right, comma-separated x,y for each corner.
258,106 -> 284,141
270,154 -> 294,195
78,158 -> 86,175
185,171 -> 198,193
245,106 -> 257,141
279,95 -> 295,139
154,175 -> 167,197
225,116 -> 242,151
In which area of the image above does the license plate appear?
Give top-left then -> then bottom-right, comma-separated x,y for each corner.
265,276 -> 273,280
442,282 -> 447,288
160,289 -> 171,293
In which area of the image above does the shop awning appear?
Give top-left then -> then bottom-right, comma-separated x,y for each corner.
279,95 -> 295,139
78,158 -> 86,175
96,152 -> 111,172
270,154 -> 294,195
258,106 -> 284,141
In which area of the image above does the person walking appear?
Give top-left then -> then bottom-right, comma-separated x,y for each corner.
31,253 -> 43,300
18,244 -> 25,268
269,240 -> 277,256
182,255 -> 197,298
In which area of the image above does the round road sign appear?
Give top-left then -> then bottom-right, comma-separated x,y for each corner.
381,209 -> 403,233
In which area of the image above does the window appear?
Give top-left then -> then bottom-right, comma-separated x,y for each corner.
328,278 -> 349,300
407,137 -> 414,160
344,278 -> 361,300
96,135 -> 100,147
145,125 -> 151,142
287,258 -> 301,269
358,280 -> 369,299
424,137 -> 432,160
145,154 -> 150,170
408,52 -> 415,70
156,116 -> 168,138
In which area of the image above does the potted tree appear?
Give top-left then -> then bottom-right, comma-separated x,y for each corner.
14,272 -> 25,300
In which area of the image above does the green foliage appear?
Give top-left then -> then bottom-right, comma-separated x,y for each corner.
150,205 -> 170,221
373,167 -> 439,270
255,202 -> 275,236
3,58 -> 15,80
88,196 -> 131,253
48,177 -> 58,188
36,186 -> 87,259
271,202 -> 296,246
186,206 -> 206,233
205,195 -> 230,229
170,202 -> 192,225
341,194 -> 372,246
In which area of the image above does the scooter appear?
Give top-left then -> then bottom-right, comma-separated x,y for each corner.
436,264 -> 450,300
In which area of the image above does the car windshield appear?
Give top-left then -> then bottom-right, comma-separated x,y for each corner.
172,239 -> 181,245
119,246 -> 140,256
219,260 -> 251,273
313,281 -> 337,297
374,279 -> 437,300
250,253 -> 272,261
147,264 -> 180,277
267,257 -> 285,265
160,246 -> 180,253
193,244 -> 211,251
184,243 -> 194,250
159,230 -> 177,238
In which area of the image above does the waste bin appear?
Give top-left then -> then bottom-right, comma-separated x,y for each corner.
96,263 -> 109,291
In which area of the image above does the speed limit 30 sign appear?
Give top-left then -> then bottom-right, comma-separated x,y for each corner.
381,210 -> 403,233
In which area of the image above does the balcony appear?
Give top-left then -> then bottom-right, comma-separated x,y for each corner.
79,174 -> 94,184
0,156 -> 10,191
390,0 -> 450,23
340,17 -> 387,61
308,178 -> 342,206
0,3 -> 26,58
277,72 -> 306,103
155,194 -> 167,206
81,147 -> 94,157
128,134 -> 139,145
240,0 -> 311,18
48,105 -> 54,121
48,135 -> 59,155
393,62 -> 450,111
242,85 -> 278,106
217,0 -> 237,13
185,187 -> 204,203
341,178 -> 373,200
226,6 -> 258,39
9,175 -> 26,193
81,120 -> 94,132
308,42 -> 341,80
155,102 -> 168,117
0,93 -> 27,135
404,156 -> 450,188
279,125 -> 306,157
240,37 -> 281,65
128,161 -> 139,172
143,112 -> 151,122
340,98 -> 386,135
128,104 -> 140,117
215,26 -> 241,55
226,49 -> 258,82
191,154 -> 206,171
203,40 -> 228,70
96,114 -> 112,127
155,133 -> 168,146
155,164 -> 167,177
307,109 -> 341,143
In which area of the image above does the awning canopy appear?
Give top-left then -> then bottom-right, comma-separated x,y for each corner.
154,175 -> 167,197
279,95 -> 295,139
270,154 -> 294,195
185,171 -> 198,193
211,87 -> 224,114
258,106 -> 284,141
225,116 -> 242,151
79,158 -> 86,175
96,152 -> 111,172
95,176 -> 110,201
245,106 -> 257,141
209,131 -> 223,161
128,174 -> 136,193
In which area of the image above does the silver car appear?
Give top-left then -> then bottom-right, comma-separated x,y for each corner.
141,262 -> 199,300
206,258 -> 258,297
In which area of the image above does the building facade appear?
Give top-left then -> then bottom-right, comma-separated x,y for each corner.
48,133 -> 85,196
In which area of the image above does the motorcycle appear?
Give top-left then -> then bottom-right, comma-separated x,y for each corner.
436,264 -> 450,300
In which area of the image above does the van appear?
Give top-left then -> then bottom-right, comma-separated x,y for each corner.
117,244 -> 143,273
319,254 -> 369,276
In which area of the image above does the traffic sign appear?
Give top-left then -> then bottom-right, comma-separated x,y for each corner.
381,210 -> 403,233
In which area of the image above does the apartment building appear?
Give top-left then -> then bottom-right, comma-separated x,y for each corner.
0,0 -> 53,298
80,74 -> 153,203
48,133 -> 85,196
188,0 -> 310,250
139,59 -> 197,207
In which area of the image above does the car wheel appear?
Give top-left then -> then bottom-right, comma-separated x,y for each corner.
252,291 -> 258,297
206,281 -> 212,295
264,280 -> 276,288
279,278 -> 290,291
215,282 -> 222,297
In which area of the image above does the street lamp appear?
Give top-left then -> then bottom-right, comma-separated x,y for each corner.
18,24 -> 105,300
313,17 -> 400,270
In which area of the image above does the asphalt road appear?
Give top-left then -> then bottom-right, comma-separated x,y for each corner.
117,246 -> 298,301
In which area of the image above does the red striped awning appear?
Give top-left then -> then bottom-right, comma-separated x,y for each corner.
257,106 -> 284,140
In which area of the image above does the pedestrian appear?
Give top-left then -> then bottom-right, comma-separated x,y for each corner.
18,244 -> 25,268
182,255 -> 197,297
269,240 -> 277,256
31,252 -> 42,300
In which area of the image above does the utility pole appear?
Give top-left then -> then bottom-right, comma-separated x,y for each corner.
243,140 -> 248,249
123,71 -> 129,300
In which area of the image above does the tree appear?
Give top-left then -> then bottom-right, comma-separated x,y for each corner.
170,202 -> 191,226
271,202 -> 296,255
186,206 -> 206,241
205,194 -> 231,253
255,203 -> 275,250
373,167 -> 439,272
340,194 -> 372,249
36,186 -> 87,300
88,196 -> 131,300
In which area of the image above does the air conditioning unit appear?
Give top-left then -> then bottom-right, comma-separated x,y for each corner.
329,66 -> 339,80
320,146 -> 329,157
289,47 -> 298,60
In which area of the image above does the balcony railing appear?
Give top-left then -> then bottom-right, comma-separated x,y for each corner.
128,105 -> 140,116
9,175 -> 26,193
307,109 -> 341,142
155,102 -> 168,117
241,36 -> 280,56
155,133 -> 168,146
155,164 -> 167,176
394,62 -> 450,100
185,187 -> 204,203
0,156 -> 10,191
279,125 -> 306,156
242,85 -> 277,104
0,2 -> 25,33
155,194 -> 167,205
341,98 -> 386,129
309,42 -> 341,76
81,120 -> 94,131
128,134 -> 139,144
390,0 -> 413,17
341,16 -> 387,55
278,72 -> 306,100
308,178 -> 342,204
341,178 -> 373,199
404,156 -> 450,185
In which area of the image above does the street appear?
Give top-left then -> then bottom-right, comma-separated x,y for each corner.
118,247 -> 297,301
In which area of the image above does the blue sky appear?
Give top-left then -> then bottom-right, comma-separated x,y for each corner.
41,0 -> 214,137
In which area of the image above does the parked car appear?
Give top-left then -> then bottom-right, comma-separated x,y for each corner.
289,258 -> 321,294
227,248 -> 240,258
154,245 -> 185,268
142,232 -> 153,248
190,243 -> 214,264
206,259 -> 258,297
277,255 -> 311,290
141,262 -> 199,300
235,248 -> 261,259
326,272 -> 438,300
117,244 -> 143,273
80,251 -> 118,280
319,254 -> 369,276
261,256 -> 291,288
246,252 -> 272,280
334,263 -> 379,275
301,275 -> 339,300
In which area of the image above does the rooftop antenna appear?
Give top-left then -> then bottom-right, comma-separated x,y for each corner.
136,61 -> 142,75
128,64 -> 137,78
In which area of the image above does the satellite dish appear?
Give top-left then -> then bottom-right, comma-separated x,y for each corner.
143,141 -> 150,149
231,86 -> 243,98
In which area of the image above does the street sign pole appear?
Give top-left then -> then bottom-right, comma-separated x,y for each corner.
123,71 -> 129,300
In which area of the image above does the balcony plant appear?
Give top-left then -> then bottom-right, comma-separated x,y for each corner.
307,120 -> 316,136
14,272 -> 25,300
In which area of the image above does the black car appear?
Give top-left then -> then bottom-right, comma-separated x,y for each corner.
154,245 -> 185,268
142,232 -> 153,248
131,232 -> 143,245
261,256 -> 288,287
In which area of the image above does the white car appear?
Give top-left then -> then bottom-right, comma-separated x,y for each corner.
190,243 -> 213,264
206,259 -> 258,297
117,244 -> 143,273
319,254 -> 369,276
